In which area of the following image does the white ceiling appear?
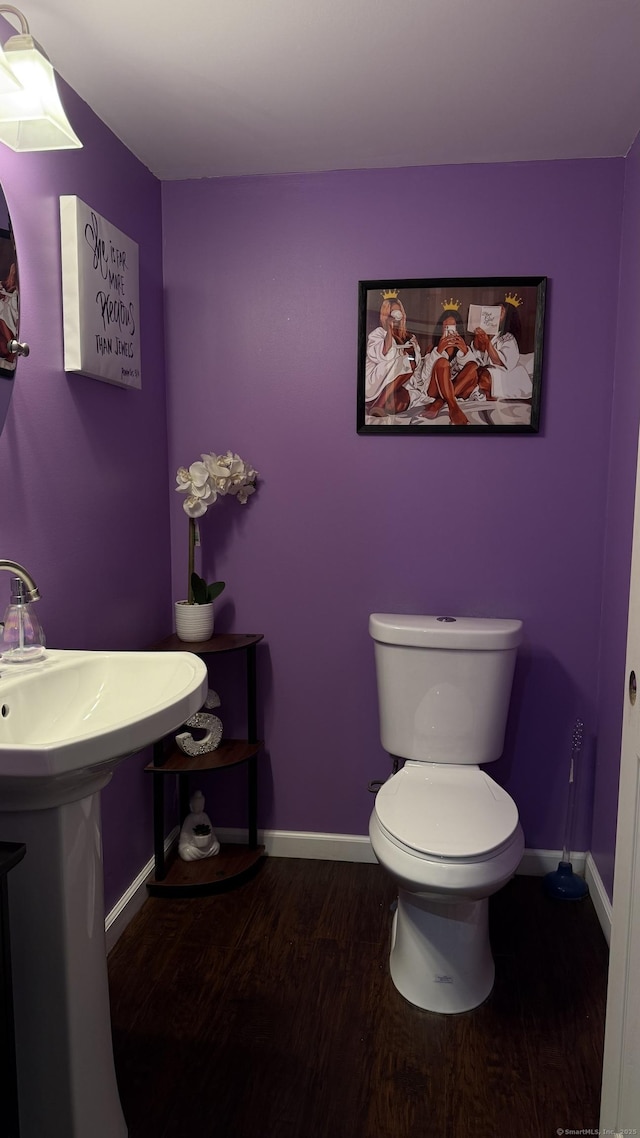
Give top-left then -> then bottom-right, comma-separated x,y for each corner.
18,0 -> 640,181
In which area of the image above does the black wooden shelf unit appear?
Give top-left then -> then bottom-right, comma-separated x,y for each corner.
145,633 -> 265,897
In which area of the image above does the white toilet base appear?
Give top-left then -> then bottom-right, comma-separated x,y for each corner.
389,888 -> 494,1014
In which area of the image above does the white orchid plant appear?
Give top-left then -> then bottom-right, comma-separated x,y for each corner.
175,451 -> 258,605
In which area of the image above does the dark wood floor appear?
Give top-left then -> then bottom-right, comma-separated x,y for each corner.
107,858 -> 609,1138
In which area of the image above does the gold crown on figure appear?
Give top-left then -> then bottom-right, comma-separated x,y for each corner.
442,298 -> 461,312
380,289 -> 399,300
504,292 -> 523,308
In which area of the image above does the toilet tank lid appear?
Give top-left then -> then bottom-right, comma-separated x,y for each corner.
369,613 -> 523,650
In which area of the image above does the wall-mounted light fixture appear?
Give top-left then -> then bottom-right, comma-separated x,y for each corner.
0,5 -> 81,151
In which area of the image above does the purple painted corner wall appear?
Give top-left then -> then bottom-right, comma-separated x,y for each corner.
162,159 -> 625,868
0,76 -> 169,911
0,47 -> 635,915
591,130 -> 640,899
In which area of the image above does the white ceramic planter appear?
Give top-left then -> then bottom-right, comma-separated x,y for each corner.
175,600 -> 214,642
193,831 -> 212,848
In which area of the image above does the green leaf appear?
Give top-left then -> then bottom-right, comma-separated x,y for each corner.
190,572 -> 208,605
206,580 -> 225,602
190,573 -> 226,605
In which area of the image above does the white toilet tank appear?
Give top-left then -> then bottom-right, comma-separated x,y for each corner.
370,614 -> 522,764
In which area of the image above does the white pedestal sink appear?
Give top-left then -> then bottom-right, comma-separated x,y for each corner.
0,649 -> 208,1138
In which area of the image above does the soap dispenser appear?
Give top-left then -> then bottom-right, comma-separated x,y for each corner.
0,576 -> 46,663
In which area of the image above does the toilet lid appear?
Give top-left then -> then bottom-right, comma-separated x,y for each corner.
374,764 -> 519,859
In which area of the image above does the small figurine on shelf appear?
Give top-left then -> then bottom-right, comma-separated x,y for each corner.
178,790 -> 221,861
175,689 -> 223,757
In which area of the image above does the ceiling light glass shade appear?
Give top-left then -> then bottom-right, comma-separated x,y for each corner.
0,33 -> 81,150
0,42 -> 23,94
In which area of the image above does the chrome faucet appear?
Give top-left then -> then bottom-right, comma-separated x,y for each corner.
0,560 -> 40,602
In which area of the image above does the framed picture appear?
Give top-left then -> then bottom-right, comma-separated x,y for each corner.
357,276 -> 546,434
60,196 -> 141,390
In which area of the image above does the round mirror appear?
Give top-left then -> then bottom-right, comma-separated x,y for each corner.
0,186 -> 19,437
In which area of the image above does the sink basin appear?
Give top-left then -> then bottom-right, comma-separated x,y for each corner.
0,646 -> 209,1137
0,648 -> 208,780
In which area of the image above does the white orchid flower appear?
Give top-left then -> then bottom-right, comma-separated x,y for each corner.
175,466 -> 192,492
187,460 -> 210,488
201,452 -> 231,481
226,453 -> 246,477
236,483 -> 256,504
198,452 -> 258,497
182,494 -> 209,518
176,460 -> 211,495
192,482 -> 215,503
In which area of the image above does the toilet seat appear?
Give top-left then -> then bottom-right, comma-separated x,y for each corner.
374,762 -> 519,861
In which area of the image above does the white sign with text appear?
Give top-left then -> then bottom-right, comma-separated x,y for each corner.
60,196 -> 141,389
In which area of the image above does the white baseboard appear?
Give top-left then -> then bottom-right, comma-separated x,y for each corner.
217,832 -> 588,874
105,827 -> 179,953
216,827 -> 379,862
585,851 -> 612,945
104,832 -> 598,952
516,847 -> 586,877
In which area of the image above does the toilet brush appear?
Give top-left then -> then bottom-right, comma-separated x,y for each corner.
544,719 -> 589,900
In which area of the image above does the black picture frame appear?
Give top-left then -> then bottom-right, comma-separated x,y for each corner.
357,276 -> 546,435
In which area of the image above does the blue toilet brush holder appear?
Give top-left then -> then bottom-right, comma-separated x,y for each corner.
544,719 -> 589,902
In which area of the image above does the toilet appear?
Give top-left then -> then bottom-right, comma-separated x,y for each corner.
368,613 -> 524,1014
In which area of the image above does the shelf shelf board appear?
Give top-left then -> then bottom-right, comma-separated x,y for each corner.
146,843 -> 265,896
150,633 -> 263,654
145,739 -> 262,774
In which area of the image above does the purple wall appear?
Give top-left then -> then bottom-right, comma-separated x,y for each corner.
0,78 -> 169,911
591,130 -> 640,899
162,159 -> 625,851
0,58 -> 631,913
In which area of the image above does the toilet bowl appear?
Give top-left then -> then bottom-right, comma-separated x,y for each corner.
368,613 -> 523,1014
369,762 -> 524,1013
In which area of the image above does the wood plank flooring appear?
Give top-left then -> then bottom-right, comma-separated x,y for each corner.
107,858 -> 609,1138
